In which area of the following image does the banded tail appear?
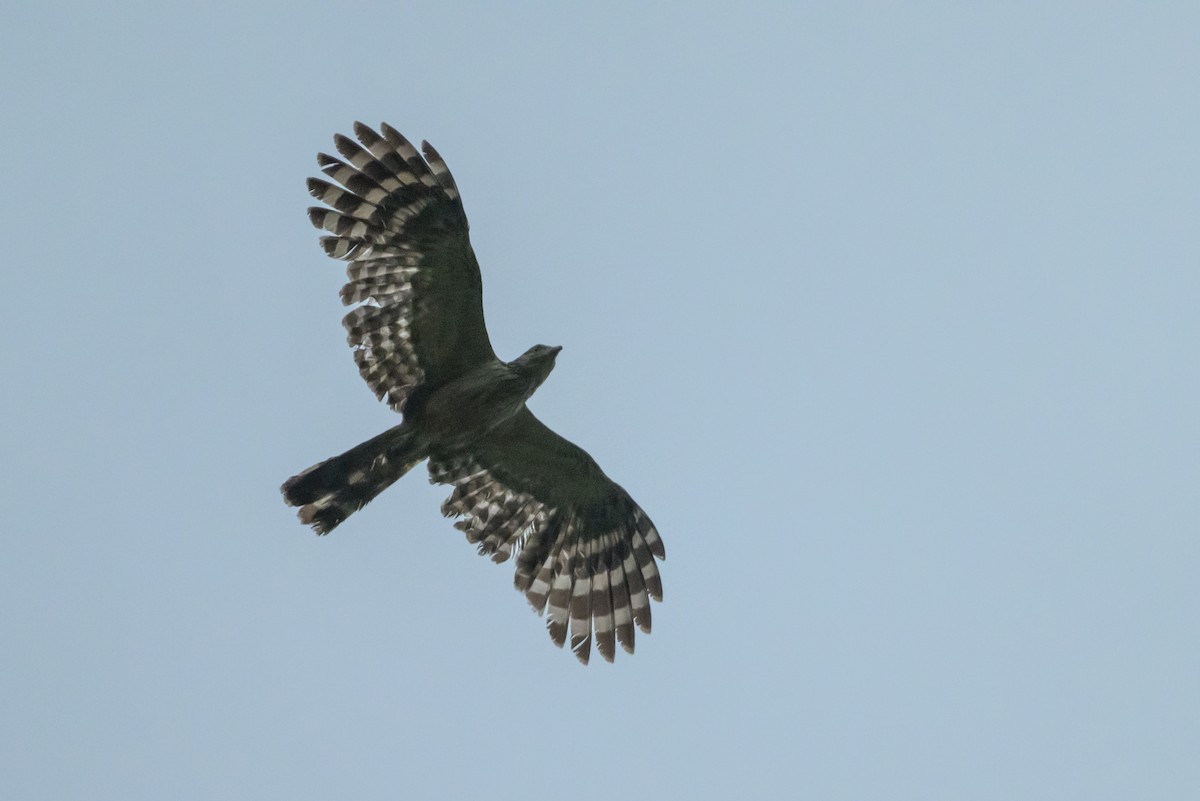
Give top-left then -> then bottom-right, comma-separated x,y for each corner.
281,424 -> 425,534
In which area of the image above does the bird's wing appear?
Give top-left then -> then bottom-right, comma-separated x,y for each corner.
307,122 -> 498,412
429,407 -> 665,664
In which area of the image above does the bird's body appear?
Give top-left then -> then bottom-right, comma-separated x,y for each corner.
415,346 -> 559,448
282,123 -> 664,663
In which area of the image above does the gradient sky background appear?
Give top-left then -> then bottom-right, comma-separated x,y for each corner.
3,3 -> 1198,799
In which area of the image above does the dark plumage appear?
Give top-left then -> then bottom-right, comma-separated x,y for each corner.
282,123 -> 664,663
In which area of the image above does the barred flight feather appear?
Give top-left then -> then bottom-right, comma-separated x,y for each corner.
546,535 -> 575,648
569,541 -> 594,663
307,178 -> 379,219
304,121 -> 475,411
592,543 -> 616,662
427,451 -> 664,664
514,514 -> 556,591
609,545 -> 636,653
316,153 -> 391,202
420,141 -> 461,200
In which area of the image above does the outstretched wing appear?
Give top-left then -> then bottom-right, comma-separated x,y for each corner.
429,408 -> 665,664
307,122 -> 498,411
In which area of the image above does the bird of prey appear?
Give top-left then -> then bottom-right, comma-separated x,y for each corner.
281,122 -> 664,664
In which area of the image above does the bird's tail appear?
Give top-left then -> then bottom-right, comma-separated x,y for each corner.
281,424 -> 424,534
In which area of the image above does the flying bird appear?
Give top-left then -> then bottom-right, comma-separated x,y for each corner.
281,122 -> 664,663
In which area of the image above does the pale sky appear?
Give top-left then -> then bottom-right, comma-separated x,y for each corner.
3,3 -> 1198,799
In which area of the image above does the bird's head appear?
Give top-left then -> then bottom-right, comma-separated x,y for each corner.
512,344 -> 562,387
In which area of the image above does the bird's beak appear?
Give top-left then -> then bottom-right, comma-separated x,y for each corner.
550,346 -> 562,356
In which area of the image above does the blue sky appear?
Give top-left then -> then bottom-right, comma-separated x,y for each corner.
3,3 -> 1197,799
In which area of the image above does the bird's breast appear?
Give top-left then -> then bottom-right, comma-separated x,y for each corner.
417,364 -> 531,448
